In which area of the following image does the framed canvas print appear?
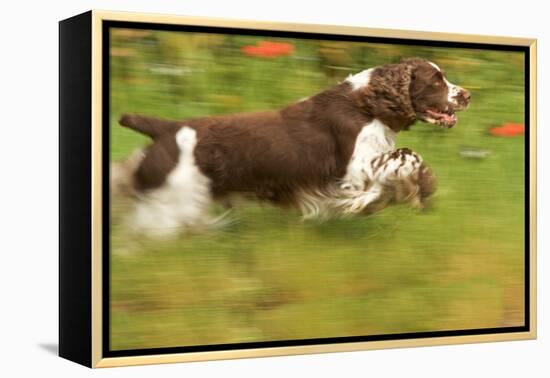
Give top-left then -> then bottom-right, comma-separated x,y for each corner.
59,10 -> 537,368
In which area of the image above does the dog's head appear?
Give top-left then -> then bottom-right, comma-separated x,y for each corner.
403,58 -> 470,129
350,57 -> 470,131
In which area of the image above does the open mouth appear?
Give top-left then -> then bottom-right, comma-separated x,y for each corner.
419,108 -> 458,129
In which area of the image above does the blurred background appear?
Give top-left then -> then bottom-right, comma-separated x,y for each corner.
109,28 -> 525,351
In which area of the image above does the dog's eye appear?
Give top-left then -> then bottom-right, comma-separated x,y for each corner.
433,81 -> 443,88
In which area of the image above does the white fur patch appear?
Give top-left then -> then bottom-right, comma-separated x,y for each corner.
429,61 -> 441,71
131,127 -> 213,237
295,183 -> 385,219
345,68 -> 374,90
295,187 -> 342,220
445,77 -> 463,106
340,119 -> 396,190
337,184 -> 385,215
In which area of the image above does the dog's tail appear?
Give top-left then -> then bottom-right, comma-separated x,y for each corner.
119,113 -> 183,140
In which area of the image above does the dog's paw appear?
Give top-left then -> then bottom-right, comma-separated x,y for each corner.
340,182 -> 353,190
339,181 -> 364,191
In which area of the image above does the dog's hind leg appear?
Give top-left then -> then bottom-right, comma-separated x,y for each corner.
110,149 -> 145,197
131,127 -> 214,237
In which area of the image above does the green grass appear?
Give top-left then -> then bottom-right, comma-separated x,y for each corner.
109,29 -> 526,350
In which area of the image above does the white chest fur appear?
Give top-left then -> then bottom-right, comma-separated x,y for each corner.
341,119 -> 397,190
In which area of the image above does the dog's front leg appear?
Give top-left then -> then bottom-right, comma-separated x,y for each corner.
337,183 -> 384,215
339,157 -> 372,191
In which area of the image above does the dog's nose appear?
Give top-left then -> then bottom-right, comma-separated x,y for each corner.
455,88 -> 470,108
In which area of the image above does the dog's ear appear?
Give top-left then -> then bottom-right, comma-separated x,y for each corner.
401,57 -> 429,79
355,62 -> 416,131
400,57 -> 427,67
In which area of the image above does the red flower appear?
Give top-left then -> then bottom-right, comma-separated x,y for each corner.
489,123 -> 525,137
241,41 -> 294,58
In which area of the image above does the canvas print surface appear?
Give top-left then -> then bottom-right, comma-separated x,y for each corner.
108,26 -> 526,352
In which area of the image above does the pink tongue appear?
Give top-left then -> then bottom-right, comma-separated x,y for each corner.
441,113 -> 455,122
427,109 -> 456,122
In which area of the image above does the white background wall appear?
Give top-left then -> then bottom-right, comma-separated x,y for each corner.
0,0 -> 547,376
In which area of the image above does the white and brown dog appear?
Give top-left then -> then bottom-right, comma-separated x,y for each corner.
112,57 -> 469,235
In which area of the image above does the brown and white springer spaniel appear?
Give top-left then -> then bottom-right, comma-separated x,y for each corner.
113,57 -> 469,235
